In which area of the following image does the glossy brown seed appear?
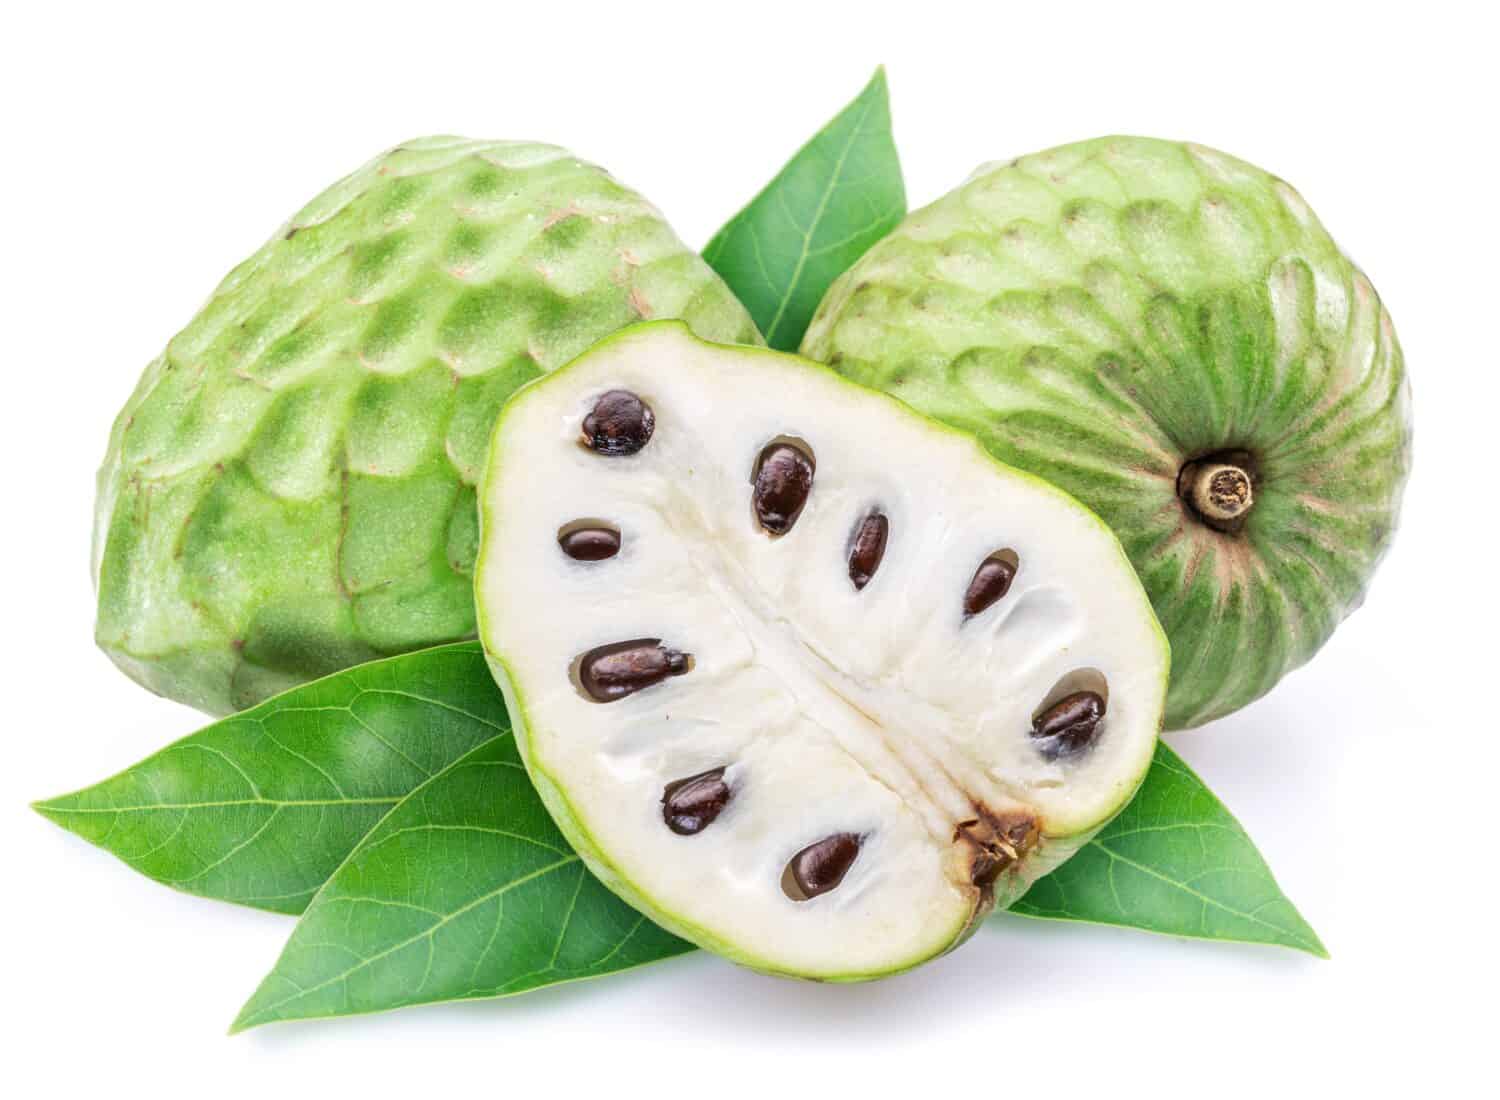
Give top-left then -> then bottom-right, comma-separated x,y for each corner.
962,551 -> 1018,617
577,639 -> 689,702
847,513 -> 889,590
752,442 -> 815,535
661,768 -> 731,835
782,833 -> 861,901
1030,690 -> 1106,761
581,390 -> 654,455
558,526 -> 621,561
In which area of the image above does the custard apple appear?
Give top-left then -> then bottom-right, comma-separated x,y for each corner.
475,322 -> 1168,979
802,136 -> 1411,729
94,138 -> 760,714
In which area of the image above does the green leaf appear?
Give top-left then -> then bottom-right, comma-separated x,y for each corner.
703,67 -> 905,350
1009,742 -> 1328,957
34,642 -> 501,914
232,737 -> 1321,1031
231,735 -> 692,1032
43,649 -> 1321,1029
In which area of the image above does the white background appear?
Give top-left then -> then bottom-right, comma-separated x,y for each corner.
4,1 -> 1495,1095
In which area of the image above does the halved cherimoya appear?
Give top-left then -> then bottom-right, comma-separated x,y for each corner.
475,321 -> 1168,980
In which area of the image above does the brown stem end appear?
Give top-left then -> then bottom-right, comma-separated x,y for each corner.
1187,463 -> 1254,523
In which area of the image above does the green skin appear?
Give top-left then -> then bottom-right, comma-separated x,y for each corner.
94,138 -> 760,715
476,322 -> 1169,980
803,137 -> 1411,729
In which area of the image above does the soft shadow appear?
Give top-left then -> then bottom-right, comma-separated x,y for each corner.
241,912 -> 1323,1049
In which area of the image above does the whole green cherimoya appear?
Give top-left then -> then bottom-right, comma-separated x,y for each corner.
804,136 -> 1411,729
93,138 -> 760,714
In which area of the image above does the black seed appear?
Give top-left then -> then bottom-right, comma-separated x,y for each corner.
582,390 -> 654,455
558,525 -> 621,561
963,551 -> 1018,617
847,513 -> 889,590
661,768 -> 731,835
753,442 -> 814,535
1030,690 -> 1106,760
782,833 -> 861,901
577,639 -> 689,702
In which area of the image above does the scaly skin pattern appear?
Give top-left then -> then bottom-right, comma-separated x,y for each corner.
94,138 -> 761,715
803,137 -> 1410,729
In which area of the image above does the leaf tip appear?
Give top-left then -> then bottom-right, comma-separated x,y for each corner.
859,66 -> 892,112
31,796 -> 68,825
227,1006 -> 259,1036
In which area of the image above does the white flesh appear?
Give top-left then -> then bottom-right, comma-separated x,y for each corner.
477,322 -> 1167,979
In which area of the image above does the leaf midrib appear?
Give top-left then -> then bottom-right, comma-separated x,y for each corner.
36,796 -> 403,813
236,851 -> 582,1029
761,92 -> 878,345
1090,837 -> 1321,948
